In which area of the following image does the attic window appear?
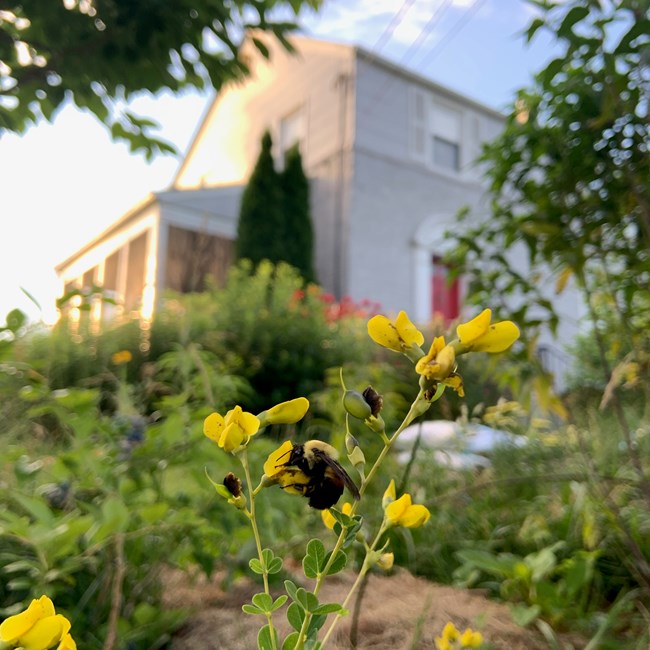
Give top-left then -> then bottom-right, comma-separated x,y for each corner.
430,104 -> 462,172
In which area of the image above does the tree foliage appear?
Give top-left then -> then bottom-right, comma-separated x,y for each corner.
236,130 -> 285,265
0,0 -> 320,158
237,134 -> 314,280
448,0 -> 649,345
446,0 -> 650,507
280,144 -> 314,281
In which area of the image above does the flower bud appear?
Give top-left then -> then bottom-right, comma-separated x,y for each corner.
345,432 -> 360,454
223,472 -> 242,497
342,390 -> 372,420
257,397 -> 310,427
348,445 -> 366,474
361,386 -> 383,417
377,552 -> 394,571
366,414 -> 386,434
382,479 -> 396,509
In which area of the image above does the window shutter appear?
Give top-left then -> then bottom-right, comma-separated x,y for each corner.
410,87 -> 427,163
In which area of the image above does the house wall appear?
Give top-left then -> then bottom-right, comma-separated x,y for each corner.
347,56 -> 500,320
173,37 -> 357,294
156,187 -> 241,293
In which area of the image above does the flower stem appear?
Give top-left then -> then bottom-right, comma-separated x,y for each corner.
240,451 -> 278,650
294,526 -> 348,647
320,522 -> 388,647
298,387 -> 427,649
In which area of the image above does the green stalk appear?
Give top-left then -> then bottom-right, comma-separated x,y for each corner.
319,521 -> 389,647
297,387 -> 428,649
240,450 -> 278,650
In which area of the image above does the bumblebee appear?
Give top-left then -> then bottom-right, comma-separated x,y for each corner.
276,440 -> 361,510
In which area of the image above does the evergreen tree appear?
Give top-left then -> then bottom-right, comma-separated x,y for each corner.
236,131 -> 285,266
280,145 -> 315,282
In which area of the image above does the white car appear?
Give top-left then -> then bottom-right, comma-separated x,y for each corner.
394,420 -> 524,468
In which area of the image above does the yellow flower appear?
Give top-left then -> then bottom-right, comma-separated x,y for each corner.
203,406 -> 260,453
263,441 -> 294,477
415,336 -> 456,381
57,634 -> 77,650
257,397 -> 310,427
384,493 -> 430,528
382,479 -> 397,509
460,628 -> 483,648
456,309 -> 520,353
367,311 -> 424,353
110,350 -> 132,365
377,552 -> 394,571
0,595 -> 74,650
415,337 -> 465,396
321,502 -> 353,529
262,441 -> 311,495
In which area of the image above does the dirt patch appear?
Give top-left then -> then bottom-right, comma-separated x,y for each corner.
167,568 -> 567,649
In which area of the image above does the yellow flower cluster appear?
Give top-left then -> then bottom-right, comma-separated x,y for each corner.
0,596 -> 76,650
368,308 -> 519,397
110,349 -> 132,365
203,398 -> 310,454
435,622 -> 483,650
382,479 -> 430,528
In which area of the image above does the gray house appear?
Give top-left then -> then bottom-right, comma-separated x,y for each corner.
56,34 -> 581,351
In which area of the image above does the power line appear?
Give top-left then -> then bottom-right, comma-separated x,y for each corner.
370,0 -> 418,55
416,0 -> 488,68
361,0 -> 456,117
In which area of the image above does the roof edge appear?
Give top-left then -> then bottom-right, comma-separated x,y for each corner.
55,193 -> 157,273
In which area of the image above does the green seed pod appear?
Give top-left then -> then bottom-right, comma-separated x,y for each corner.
342,390 -> 373,420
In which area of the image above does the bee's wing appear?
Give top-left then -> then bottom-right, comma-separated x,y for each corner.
313,448 -> 361,501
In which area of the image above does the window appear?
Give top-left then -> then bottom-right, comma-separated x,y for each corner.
430,104 -> 461,171
409,89 -> 463,172
433,136 -> 459,171
279,107 -> 305,167
431,256 -> 459,322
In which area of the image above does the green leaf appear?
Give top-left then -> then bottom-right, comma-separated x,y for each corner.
295,588 -> 319,612
306,538 -> 326,568
11,493 -> 55,525
302,554 -> 320,579
242,604 -> 263,615
284,580 -> 299,602
4,308 -> 26,333
268,557 -> 283,574
557,5 -> 589,40
282,632 -> 300,650
249,558 -> 264,574
286,603 -> 304,632
510,603 -> 541,627
258,624 -> 277,650
272,595 -> 288,612
307,614 -> 327,636
455,549 -> 519,578
262,548 -> 275,568
325,551 -> 347,575
252,592 -> 274,613
525,17 -> 545,43
311,603 -> 343,615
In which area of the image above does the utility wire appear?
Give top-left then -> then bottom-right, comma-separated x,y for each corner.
361,0 -> 456,117
416,0 -> 488,67
370,0 -> 418,55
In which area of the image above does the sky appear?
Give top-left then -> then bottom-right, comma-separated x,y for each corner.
0,0 -> 556,324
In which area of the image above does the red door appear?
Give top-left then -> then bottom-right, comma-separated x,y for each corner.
431,257 -> 459,323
